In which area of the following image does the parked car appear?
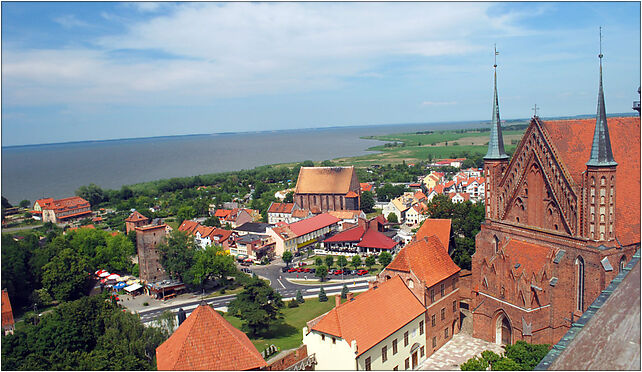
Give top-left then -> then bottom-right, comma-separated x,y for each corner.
241,268 -> 252,274
334,269 -> 344,275
298,262 -> 308,266
288,267 -> 298,273
357,269 -> 369,276
301,268 -> 311,273
240,262 -> 251,267
349,270 -> 358,275
309,268 -> 316,273
281,267 -> 289,273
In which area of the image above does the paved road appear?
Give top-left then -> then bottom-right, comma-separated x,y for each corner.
136,261 -> 374,324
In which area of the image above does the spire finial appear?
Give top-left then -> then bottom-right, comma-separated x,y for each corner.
494,44 -> 498,68
587,27 -> 616,167
484,44 -> 508,161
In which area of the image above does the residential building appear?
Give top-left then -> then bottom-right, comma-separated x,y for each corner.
40,196 -> 92,223
156,302 -> 267,370
179,220 -> 233,250
379,235 -> 461,358
267,202 -> 300,224
360,182 -> 374,193
267,213 -> 340,256
404,204 -> 427,226
471,55 -> 640,346
136,222 -> 168,283
126,211 -> 150,234
231,234 -> 274,261
327,210 -> 367,230
294,166 -> 361,212
323,217 -> 399,256
422,172 -> 443,189
303,276 -> 427,370
2,289 -> 15,336
234,222 -> 274,236
414,218 -> 452,253
291,209 -> 313,222
448,192 -> 470,204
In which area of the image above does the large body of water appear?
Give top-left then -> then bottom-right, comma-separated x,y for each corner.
2,121 -> 484,204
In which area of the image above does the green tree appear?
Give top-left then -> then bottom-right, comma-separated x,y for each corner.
341,284 -> 349,299
227,277 -> 284,337
351,255 -> 362,270
365,255 -> 376,270
189,245 -> 237,287
318,287 -> 328,302
296,290 -> 305,303
282,251 -> 294,268
1,235 -> 35,307
360,191 -> 375,213
337,255 -> 348,269
503,341 -> 550,370
324,255 -> 334,269
75,183 -> 106,206
119,185 -> 134,200
316,265 -> 328,282
154,310 -> 177,336
176,205 -> 196,224
42,248 -> 89,302
378,251 -> 393,268
386,212 -> 399,223
19,199 -> 31,208
315,257 -> 323,266
157,231 -> 197,282
460,356 -> 489,371
202,216 -> 221,227
284,191 -> 294,203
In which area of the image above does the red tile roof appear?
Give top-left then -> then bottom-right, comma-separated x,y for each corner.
42,196 -> 90,211
541,116 -> 640,246
214,209 -> 232,218
292,209 -> 312,218
2,290 -> 14,329
415,218 -> 451,250
360,183 -> 373,192
268,202 -> 296,214
501,239 -> 553,278
135,224 -> 167,231
288,213 -> 341,236
34,198 -> 54,209
324,226 -> 366,243
311,276 -> 425,356
92,216 -> 103,222
67,224 -> 96,232
357,228 -> 398,250
156,303 -> 266,370
414,191 -> 427,201
345,191 -> 359,198
56,210 -> 93,220
386,236 -> 460,288
208,228 -> 233,242
448,192 -> 470,201
178,220 -> 200,235
125,211 -> 148,222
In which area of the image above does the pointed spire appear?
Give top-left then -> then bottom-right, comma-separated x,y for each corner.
485,44 -> 509,161
587,27 -> 617,167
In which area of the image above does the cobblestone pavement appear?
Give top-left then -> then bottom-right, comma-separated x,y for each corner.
418,333 -> 505,370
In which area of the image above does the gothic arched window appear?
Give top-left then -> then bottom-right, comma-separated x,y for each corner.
576,256 -> 585,312
619,256 -> 627,273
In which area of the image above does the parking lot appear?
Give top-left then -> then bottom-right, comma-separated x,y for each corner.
279,265 -> 371,279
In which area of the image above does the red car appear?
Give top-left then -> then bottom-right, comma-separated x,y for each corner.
334,269 -> 344,275
357,269 -> 369,276
301,268 -> 311,273
288,267 -> 298,273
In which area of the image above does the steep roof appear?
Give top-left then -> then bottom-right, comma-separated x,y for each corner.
178,220 -> 200,235
345,191 -> 359,198
311,276 -> 425,356
42,196 -> 91,212
386,236 -> 460,288
214,209 -> 231,218
34,198 -> 54,208
357,228 -> 398,250
541,116 -> 640,246
501,239 -> 553,279
288,213 -> 340,236
292,209 -> 312,218
126,211 -> 148,222
268,202 -> 296,214
328,210 -> 363,220
415,218 -> 452,251
2,290 -> 14,329
208,228 -> 233,242
295,166 -> 356,194
156,303 -> 266,371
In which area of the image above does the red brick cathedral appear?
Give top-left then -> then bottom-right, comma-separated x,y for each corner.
471,52 -> 640,346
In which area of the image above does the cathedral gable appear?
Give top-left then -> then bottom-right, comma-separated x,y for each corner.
497,119 -> 579,235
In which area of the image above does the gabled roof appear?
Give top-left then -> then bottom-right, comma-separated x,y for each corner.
501,239 -> 553,279
42,196 -> 91,212
34,198 -> 54,208
208,228 -> 233,242
448,192 -> 470,201
345,191 -> 359,198
414,191 -> 427,201
214,209 -> 232,218
272,225 -> 297,240
2,289 -> 14,328
292,209 -> 312,218
357,228 -> 398,250
195,225 -> 215,238
295,166 -> 356,194
360,183 -> 373,192
386,236 -> 460,288
311,276 -> 425,356
126,211 -> 149,222
289,213 -> 340,236
178,220 -> 200,234
415,218 -> 451,250
156,303 -> 266,371
235,222 -> 273,233
268,202 -> 296,214
328,210 -> 363,220
324,226 -> 366,243
541,116 -> 640,246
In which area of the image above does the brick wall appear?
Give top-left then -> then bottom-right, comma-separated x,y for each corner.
267,345 -> 311,370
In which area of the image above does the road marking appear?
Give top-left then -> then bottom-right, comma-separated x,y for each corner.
277,279 -> 286,289
306,283 -> 368,293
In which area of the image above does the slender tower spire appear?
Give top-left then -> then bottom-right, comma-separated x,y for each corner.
484,44 -> 509,160
587,27 -> 617,166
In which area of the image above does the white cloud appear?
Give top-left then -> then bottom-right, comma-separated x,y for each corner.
4,3 -> 535,107
53,14 -> 89,29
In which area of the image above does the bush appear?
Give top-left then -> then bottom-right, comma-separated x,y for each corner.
143,302 -> 149,306
318,287 -> 328,302
296,290 -> 305,303
341,284 -> 349,299
287,299 -> 299,308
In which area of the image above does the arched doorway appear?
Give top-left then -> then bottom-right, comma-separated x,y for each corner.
410,343 -> 420,369
495,313 -> 512,345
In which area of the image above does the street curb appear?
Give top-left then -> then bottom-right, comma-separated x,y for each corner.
282,276 -> 375,286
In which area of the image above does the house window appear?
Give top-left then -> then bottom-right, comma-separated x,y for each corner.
430,289 -> 435,302
321,334 -> 325,341
445,328 -> 449,338
332,337 -> 336,344
404,331 -> 409,346
392,339 -> 398,354
431,314 -> 436,327
440,283 -> 445,297
441,308 -> 445,320
453,300 -> 457,313
382,346 -> 388,362
365,357 -> 371,371
432,337 -> 437,348
420,346 -> 425,357
419,320 -> 424,335
405,358 -> 410,370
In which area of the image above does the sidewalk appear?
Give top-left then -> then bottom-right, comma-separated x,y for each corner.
283,275 -> 375,285
418,333 -> 505,370
118,290 -> 229,314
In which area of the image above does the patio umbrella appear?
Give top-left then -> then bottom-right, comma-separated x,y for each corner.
126,279 -> 136,285
95,269 -> 105,275
106,274 -> 120,280
99,271 -> 111,278
113,282 -> 127,289
116,276 -> 128,282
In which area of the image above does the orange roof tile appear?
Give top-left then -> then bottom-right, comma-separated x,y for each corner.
327,210 -> 362,220
68,224 -> 96,232
501,239 -> 553,278
386,236 -> 460,288
208,228 -> 233,242
292,209 -> 312,218
214,209 -> 232,218
178,220 -> 200,235
311,276 -> 425,356
2,289 -> 14,328
34,198 -> 54,208
42,196 -> 91,211
135,224 -> 167,232
288,213 -> 341,236
414,191 -> 427,201
324,226 -> 366,243
295,166 -> 357,194
357,228 -> 398,250
541,116 -> 640,246
125,211 -> 148,222
360,183 -> 373,192
268,202 -> 296,214
156,303 -> 266,370
415,218 -> 451,250
345,191 -> 359,198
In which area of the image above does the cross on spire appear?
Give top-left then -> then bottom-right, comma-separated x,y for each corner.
485,44 -> 508,161
494,44 -> 499,68
532,104 -> 539,117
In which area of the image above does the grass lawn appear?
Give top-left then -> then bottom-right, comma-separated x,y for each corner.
204,285 -> 244,298
223,297 -> 336,353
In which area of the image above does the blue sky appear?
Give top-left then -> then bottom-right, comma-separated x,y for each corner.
2,2 -> 640,146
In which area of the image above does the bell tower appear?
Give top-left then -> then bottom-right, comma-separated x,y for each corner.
583,28 -> 617,242
484,45 -> 510,221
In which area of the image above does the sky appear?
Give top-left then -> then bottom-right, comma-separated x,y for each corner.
2,2 -> 640,146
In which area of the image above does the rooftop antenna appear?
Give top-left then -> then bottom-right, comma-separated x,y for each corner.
532,104 -> 539,118
494,43 -> 498,68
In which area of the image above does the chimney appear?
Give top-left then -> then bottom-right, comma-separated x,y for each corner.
346,292 -> 354,301
335,295 -> 341,307
177,308 -> 187,326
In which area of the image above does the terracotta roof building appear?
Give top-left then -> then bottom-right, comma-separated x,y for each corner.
415,218 -> 452,252
323,217 -> 399,256
267,213 -> 340,256
471,53 -> 640,346
304,276 -> 427,370
294,166 -> 361,212
40,196 -> 92,223
156,302 -> 267,370
136,222 -> 168,283
379,235 -> 462,358
2,289 -> 15,335
125,211 -> 150,234
267,202 -> 300,224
